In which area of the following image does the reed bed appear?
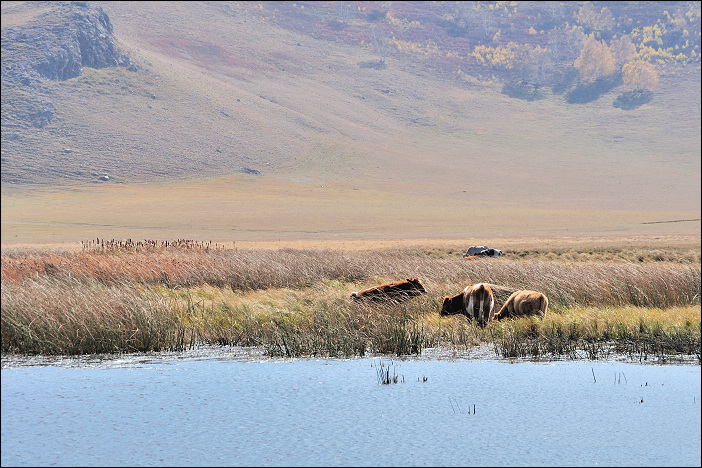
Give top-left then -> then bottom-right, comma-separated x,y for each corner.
81,238 -> 226,253
1,244 -> 700,360
2,246 -> 699,308
1,276 -> 187,355
489,306 -> 701,363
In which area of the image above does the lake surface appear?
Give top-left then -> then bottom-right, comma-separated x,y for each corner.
2,349 -> 700,467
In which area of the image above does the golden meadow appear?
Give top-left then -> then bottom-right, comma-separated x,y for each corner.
1,240 -> 699,363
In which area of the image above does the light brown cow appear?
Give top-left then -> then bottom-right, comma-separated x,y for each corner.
351,277 -> 426,301
493,290 -> 549,320
439,282 -> 495,327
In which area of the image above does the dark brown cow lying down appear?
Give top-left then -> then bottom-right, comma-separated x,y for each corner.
351,277 -> 427,301
493,290 -> 549,320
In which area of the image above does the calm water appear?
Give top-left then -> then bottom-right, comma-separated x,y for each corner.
2,350 -> 700,467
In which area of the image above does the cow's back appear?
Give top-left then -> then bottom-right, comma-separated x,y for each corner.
495,290 -> 548,319
463,283 -> 495,326
514,290 -> 548,316
352,278 -> 426,301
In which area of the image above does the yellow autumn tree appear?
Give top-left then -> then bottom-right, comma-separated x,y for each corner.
610,35 -> 637,67
574,35 -> 616,83
576,2 -> 615,38
622,60 -> 659,91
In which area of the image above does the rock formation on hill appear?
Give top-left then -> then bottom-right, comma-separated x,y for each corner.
1,1 -> 131,128
2,1 -> 130,83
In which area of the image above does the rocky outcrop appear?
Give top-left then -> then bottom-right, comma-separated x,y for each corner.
2,1 -> 132,133
2,1 -> 130,85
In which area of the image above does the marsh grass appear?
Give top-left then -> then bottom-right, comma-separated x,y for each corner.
0,276 -> 187,355
2,245 -> 700,360
490,306 -> 701,362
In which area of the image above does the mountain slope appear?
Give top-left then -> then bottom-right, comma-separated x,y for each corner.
1,1 -> 700,244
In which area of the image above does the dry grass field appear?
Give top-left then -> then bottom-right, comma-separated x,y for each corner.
2,171 -> 701,246
2,241 -> 699,360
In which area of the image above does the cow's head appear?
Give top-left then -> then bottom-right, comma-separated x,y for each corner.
440,293 -> 464,316
406,277 -> 426,293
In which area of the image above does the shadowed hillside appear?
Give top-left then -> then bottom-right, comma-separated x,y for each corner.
1,1 -> 700,243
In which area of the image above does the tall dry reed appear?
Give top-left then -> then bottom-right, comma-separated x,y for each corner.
2,248 -> 699,309
1,276 -> 187,354
489,306 -> 701,362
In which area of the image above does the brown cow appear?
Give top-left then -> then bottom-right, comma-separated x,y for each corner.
440,282 -> 495,327
440,291 -> 465,315
493,290 -> 549,320
350,277 -> 426,301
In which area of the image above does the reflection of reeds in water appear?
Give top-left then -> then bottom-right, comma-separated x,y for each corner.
449,397 -> 476,414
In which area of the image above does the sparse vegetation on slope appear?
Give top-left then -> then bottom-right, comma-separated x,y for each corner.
1,1 -> 700,202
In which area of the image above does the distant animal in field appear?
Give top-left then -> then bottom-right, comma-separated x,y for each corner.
463,246 -> 502,258
493,290 -> 549,320
351,277 -> 427,301
464,246 -> 489,257
440,282 -> 495,327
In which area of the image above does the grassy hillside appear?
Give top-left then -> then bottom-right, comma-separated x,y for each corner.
1,1 -> 700,244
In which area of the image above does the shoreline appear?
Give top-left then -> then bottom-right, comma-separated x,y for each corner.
3,344 -> 699,369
